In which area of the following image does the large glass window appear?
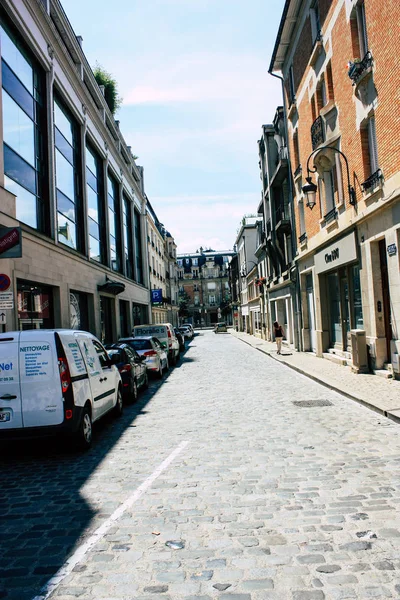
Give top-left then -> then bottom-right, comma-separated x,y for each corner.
54,97 -> 81,250
17,280 -> 54,330
107,173 -> 121,272
123,194 -> 134,279
86,144 -> 104,263
134,210 -> 143,284
1,22 -> 47,231
352,265 -> 364,329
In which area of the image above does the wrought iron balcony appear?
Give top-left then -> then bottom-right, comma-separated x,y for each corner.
299,232 -> 307,244
293,164 -> 302,178
323,207 -> 338,223
311,115 -> 325,150
275,205 -> 291,232
348,52 -> 373,85
361,168 -> 383,192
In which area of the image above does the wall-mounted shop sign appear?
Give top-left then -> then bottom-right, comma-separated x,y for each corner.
314,231 -> 357,274
0,227 -> 22,258
387,244 -> 397,256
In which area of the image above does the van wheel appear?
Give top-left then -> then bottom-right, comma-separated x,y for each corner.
76,407 -> 92,451
114,388 -> 124,417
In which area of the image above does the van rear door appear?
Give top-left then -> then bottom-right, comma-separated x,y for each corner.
19,333 -> 64,427
0,332 -> 22,429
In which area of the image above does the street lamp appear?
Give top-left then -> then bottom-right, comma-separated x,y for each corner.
302,146 -> 356,210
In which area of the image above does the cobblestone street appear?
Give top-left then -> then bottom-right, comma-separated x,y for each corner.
1,330 -> 400,600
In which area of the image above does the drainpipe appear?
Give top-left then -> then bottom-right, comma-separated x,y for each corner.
268,69 -> 303,351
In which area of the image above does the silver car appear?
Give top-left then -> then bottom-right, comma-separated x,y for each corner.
119,336 -> 169,379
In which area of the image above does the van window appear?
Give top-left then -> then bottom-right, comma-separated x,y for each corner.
92,340 -> 110,368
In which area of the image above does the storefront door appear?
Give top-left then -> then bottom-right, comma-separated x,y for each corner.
100,296 -> 113,344
379,240 -> 393,361
306,274 -> 316,352
341,276 -> 351,351
17,281 -> 54,330
328,273 -> 341,347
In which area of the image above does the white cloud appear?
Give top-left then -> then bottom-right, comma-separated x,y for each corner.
152,193 -> 259,253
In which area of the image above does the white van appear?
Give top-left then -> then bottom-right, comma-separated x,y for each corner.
0,330 -> 123,449
132,323 -> 180,365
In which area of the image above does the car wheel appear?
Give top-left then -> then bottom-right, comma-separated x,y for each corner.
128,378 -> 138,403
114,387 -> 124,417
75,406 -> 92,451
143,371 -> 149,389
157,361 -> 163,379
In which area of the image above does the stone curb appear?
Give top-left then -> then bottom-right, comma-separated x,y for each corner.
231,332 -> 400,426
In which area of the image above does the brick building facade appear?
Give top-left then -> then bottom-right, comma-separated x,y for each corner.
270,0 -> 400,376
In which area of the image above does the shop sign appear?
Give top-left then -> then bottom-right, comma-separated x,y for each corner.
0,291 -> 13,309
387,244 -> 397,256
314,231 -> 357,274
151,289 -> 163,304
0,227 -> 22,258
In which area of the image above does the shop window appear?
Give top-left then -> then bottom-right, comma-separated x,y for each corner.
107,172 -> 122,273
355,1 -> 368,58
134,209 -> 144,284
119,299 -> 130,337
54,96 -> 82,251
1,22 -> 48,232
352,265 -> 364,329
86,143 -> 105,263
123,193 -> 134,279
17,280 -> 54,330
293,130 -> 300,170
361,116 -> 379,181
326,62 -> 334,101
70,290 -> 89,330
100,296 -> 113,344
310,0 -> 321,44
316,76 -> 327,111
288,65 -> 295,105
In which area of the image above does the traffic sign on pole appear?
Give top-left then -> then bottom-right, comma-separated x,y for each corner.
0,274 -> 11,292
0,312 -> 6,325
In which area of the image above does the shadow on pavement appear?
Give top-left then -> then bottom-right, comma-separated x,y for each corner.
0,367 -> 176,600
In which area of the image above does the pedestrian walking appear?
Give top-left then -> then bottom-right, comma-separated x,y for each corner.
273,321 -> 284,354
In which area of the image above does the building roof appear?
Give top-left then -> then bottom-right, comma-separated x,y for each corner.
269,0 -> 302,73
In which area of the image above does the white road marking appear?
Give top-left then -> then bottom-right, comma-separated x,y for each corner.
32,440 -> 189,600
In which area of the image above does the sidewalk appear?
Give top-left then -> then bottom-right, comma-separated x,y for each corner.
231,330 -> 400,423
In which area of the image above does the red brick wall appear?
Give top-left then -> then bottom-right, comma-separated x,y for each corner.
286,0 -> 400,243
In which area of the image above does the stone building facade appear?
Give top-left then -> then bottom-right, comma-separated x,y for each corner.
270,0 -> 400,377
0,0 -> 151,343
177,249 -> 235,327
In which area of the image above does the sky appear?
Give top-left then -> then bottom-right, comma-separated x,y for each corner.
63,0 -> 286,254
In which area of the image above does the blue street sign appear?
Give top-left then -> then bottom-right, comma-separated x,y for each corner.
151,289 -> 163,304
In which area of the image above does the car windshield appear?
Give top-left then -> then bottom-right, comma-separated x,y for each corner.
130,339 -> 152,350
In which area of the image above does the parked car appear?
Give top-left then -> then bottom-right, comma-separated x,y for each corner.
214,322 -> 228,333
174,328 -> 185,352
132,323 -> 180,365
105,343 -> 148,402
182,323 -> 195,336
0,329 -> 123,450
119,336 -> 169,379
179,326 -> 193,340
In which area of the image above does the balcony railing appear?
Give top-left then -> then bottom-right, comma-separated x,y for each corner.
348,51 -> 373,85
311,115 -> 325,150
299,232 -> 307,244
275,146 -> 288,166
324,207 -> 338,223
361,168 -> 383,192
293,164 -> 302,178
275,204 -> 291,231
